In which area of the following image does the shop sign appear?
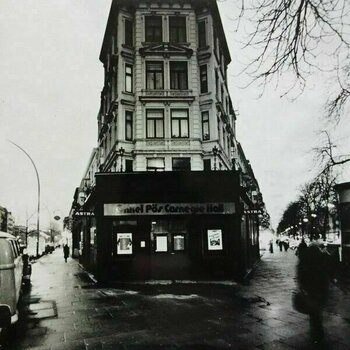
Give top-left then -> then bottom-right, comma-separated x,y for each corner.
244,209 -> 262,215
104,203 -> 235,216
74,211 -> 94,217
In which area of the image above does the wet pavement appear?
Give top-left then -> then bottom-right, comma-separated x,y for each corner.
0,246 -> 349,349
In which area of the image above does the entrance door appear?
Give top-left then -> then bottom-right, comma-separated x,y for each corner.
150,219 -> 190,280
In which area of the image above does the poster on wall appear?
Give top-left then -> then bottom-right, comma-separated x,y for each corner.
207,229 -> 223,250
155,235 -> 168,252
117,233 -> 133,255
173,235 -> 185,251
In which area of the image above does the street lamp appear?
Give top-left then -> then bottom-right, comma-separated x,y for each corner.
118,147 -> 125,172
212,146 -> 219,170
8,140 -> 41,258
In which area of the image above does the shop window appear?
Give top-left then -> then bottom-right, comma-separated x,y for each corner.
146,62 -> 164,90
172,234 -> 185,251
146,109 -> 164,138
145,16 -> 162,42
116,233 -> 133,255
124,18 -> 133,46
207,229 -> 223,251
198,20 -> 207,48
202,111 -> 210,140
125,111 -> 133,141
125,64 -> 133,92
170,61 -> 188,90
171,109 -> 189,138
147,158 -> 165,172
172,158 -> 191,171
169,16 -> 186,43
155,235 -> 168,252
200,64 -> 208,93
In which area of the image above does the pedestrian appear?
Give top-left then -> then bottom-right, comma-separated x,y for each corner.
295,237 -> 307,257
278,240 -> 283,252
296,241 -> 333,345
269,239 -> 274,253
282,240 -> 289,252
63,244 -> 70,263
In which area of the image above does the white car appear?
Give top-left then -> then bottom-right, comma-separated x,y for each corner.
0,232 -> 24,328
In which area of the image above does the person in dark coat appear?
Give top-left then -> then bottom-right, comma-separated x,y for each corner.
63,244 -> 70,263
296,237 -> 307,257
296,241 -> 332,344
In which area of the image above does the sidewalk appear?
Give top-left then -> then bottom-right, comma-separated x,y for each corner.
1,247 -> 349,349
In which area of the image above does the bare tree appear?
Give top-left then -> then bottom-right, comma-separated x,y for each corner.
238,0 -> 350,111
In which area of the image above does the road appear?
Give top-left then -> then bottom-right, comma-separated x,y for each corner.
0,245 -> 349,349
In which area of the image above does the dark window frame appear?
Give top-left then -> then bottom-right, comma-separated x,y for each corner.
198,20 -> 207,48
146,61 -> 164,90
171,109 -> 189,138
169,16 -> 187,43
124,18 -> 133,46
125,64 -> 133,93
200,64 -> 208,93
172,157 -> 191,171
146,109 -> 164,139
202,111 -> 210,140
170,61 -> 188,90
145,16 -> 163,42
125,110 -> 133,141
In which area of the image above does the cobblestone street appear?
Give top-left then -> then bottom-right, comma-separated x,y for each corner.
1,246 -> 349,349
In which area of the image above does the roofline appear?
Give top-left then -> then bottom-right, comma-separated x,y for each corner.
99,0 -> 231,64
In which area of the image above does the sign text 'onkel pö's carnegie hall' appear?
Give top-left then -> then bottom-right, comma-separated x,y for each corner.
104,203 -> 235,216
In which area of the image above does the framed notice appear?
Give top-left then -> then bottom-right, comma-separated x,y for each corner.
155,235 -> 168,252
207,229 -> 223,251
173,234 -> 185,251
117,233 -> 133,255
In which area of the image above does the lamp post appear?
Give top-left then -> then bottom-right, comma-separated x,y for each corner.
8,140 -> 41,257
118,147 -> 125,172
212,146 -> 219,170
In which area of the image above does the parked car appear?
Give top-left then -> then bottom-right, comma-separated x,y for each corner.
0,232 -> 30,328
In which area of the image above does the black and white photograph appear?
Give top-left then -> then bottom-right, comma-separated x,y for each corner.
1,0 -> 350,349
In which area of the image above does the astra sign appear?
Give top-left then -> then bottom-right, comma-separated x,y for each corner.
104,203 -> 235,216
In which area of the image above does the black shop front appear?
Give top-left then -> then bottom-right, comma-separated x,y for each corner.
75,171 -> 259,282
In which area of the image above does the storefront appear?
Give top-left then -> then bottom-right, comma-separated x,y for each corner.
75,171 -> 259,282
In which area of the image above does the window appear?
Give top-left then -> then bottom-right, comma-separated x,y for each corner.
170,61 -> 188,90
125,159 -> 133,172
125,64 -> 133,92
125,111 -> 133,141
215,70 -> 219,98
200,65 -> 208,93
145,16 -> 162,42
146,62 -> 164,90
198,21 -> 206,48
124,19 -> 133,46
169,16 -> 186,43
202,111 -> 210,140
172,158 -> 191,171
171,109 -> 189,138
147,158 -> 165,171
203,159 -> 211,171
146,109 -> 164,138
221,84 -> 225,105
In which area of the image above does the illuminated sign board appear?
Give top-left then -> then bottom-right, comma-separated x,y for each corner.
104,203 -> 235,216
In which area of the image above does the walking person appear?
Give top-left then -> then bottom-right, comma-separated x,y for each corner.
63,244 -> 70,263
296,241 -> 333,345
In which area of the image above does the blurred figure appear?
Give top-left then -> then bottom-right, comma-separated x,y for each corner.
269,239 -> 274,253
296,241 -> 333,345
63,244 -> 70,263
296,237 -> 307,257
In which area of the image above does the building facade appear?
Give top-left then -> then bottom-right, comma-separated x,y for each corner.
70,0 -> 266,281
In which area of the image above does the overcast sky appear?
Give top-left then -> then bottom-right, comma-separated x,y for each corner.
0,0 -> 349,231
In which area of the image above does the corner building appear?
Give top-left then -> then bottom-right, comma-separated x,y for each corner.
70,0 -> 265,282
